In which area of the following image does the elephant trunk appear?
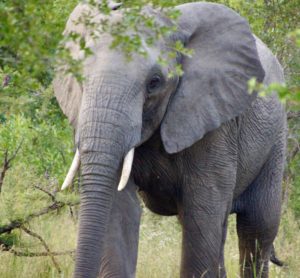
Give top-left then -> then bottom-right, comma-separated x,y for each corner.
73,80 -> 140,278
75,146 -> 119,277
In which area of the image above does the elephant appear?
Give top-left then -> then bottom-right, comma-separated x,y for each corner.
53,1 -> 286,278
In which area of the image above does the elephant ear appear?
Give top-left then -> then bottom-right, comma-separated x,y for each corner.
53,1 -> 122,127
161,3 -> 265,154
52,3 -> 89,127
53,4 -> 95,127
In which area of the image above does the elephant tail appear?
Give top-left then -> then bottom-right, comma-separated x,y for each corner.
270,244 -> 285,267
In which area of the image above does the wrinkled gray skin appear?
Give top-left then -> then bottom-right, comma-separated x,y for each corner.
53,2 -> 286,278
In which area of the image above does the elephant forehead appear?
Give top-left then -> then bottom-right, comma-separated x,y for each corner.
82,50 -> 150,82
82,37 -> 165,81
65,3 -> 123,35
62,3 -> 122,61
66,3 -> 172,83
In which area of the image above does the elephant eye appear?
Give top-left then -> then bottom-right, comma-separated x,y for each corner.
147,74 -> 162,93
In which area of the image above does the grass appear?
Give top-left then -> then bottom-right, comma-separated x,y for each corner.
0,166 -> 299,277
0,203 -> 299,277
137,208 -> 300,278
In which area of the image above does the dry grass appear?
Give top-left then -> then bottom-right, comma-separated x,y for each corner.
0,205 -> 299,277
136,208 -> 300,278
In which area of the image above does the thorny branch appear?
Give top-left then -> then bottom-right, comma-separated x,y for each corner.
0,182 -> 79,270
0,199 -> 79,234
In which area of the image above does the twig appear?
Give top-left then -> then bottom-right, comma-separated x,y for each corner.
0,151 -> 9,193
33,185 -> 56,202
0,140 -> 24,193
21,226 -> 62,273
69,206 -> 76,224
6,139 -> 24,165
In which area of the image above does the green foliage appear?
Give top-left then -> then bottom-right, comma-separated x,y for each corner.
0,114 -> 73,227
290,29 -> 300,47
0,0 -> 77,119
248,79 -> 300,104
0,0 -> 77,82
0,115 -> 73,178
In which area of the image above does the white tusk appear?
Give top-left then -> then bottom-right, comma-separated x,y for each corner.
61,149 -> 81,190
117,148 -> 134,191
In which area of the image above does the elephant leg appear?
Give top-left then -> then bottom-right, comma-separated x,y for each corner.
99,178 -> 141,278
180,199 -> 232,278
178,122 -> 239,277
237,216 -> 275,278
236,142 -> 284,278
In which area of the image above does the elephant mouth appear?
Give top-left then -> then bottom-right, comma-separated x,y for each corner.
61,148 -> 135,191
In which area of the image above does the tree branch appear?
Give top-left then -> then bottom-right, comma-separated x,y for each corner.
0,151 -> 9,193
0,199 -> 79,234
0,239 -> 75,261
7,139 -> 24,165
33,185 -> 56,202
0,140 -> 24,193
21,226 -> 62,273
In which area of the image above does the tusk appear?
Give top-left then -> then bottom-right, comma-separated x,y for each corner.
61,149 -> 81,190
117,148 -> 134,191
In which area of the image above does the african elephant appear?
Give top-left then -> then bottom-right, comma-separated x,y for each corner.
53,2 -> 286,278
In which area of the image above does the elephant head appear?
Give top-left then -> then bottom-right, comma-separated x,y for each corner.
53,2 -> 264,277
